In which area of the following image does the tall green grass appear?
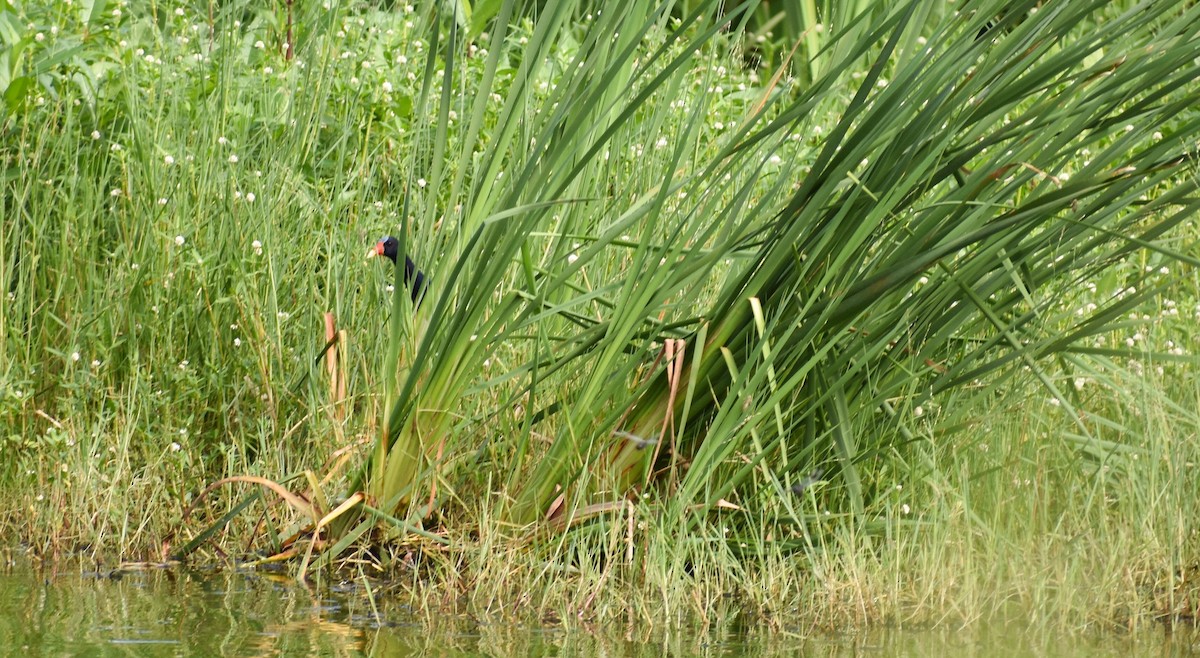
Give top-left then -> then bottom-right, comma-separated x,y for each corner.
2,0 -> 1200,631
463,0 -> 1200,536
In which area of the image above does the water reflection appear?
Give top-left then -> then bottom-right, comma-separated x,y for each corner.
0,565 -> 575,657
0,563 -> 1195,656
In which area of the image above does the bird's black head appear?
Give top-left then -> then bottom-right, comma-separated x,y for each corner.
372,236 -> 400,263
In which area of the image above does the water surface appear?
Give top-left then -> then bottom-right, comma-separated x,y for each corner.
0,565 -> 1193,656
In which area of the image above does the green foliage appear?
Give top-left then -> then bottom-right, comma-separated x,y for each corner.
0,0 -> 120,116
2,0 -> 1200,629
490,0 -> 1200,533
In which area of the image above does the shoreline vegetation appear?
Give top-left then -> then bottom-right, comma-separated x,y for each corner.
3,0 -> 1200,632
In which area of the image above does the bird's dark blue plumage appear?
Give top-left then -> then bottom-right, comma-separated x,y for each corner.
373,236 -> 425,304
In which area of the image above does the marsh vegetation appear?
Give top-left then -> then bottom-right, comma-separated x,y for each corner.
3,0 -> 1200,632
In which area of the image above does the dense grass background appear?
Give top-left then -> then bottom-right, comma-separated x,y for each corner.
3,0 -> 1200,630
